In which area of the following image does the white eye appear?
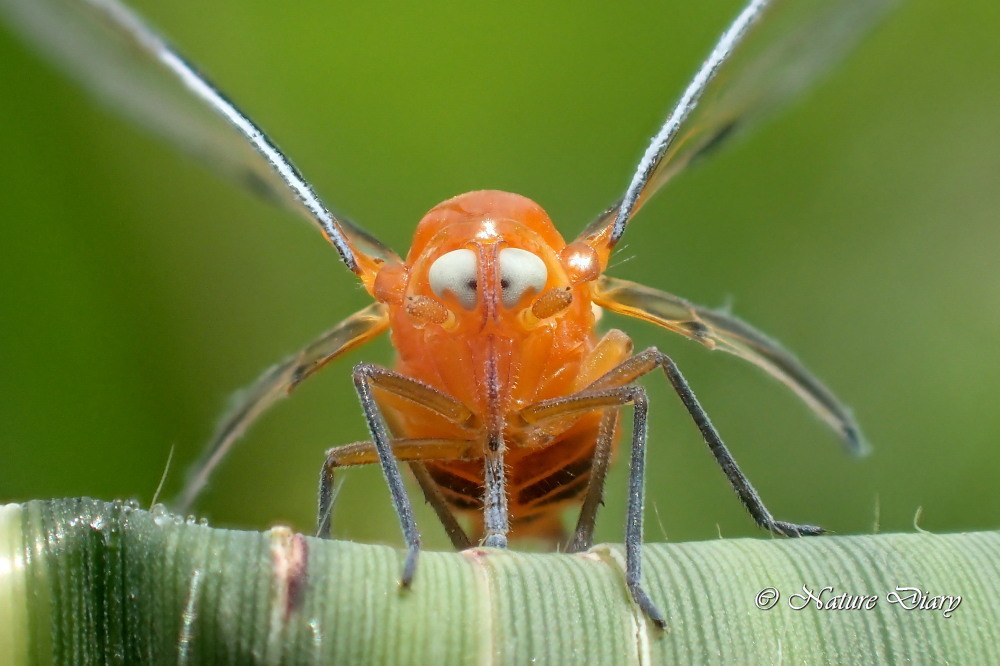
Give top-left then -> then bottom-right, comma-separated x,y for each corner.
498,248 -> 547,308
428,249 -> 478,309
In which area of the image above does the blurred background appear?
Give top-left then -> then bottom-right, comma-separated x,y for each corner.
1,1 -> 997,551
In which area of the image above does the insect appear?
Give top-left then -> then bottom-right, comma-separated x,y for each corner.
1,0 -> 895,627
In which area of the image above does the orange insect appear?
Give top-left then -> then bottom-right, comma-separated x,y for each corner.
3,0 -> 895,627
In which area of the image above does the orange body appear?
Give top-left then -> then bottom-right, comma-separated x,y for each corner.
367,190 -> 627,540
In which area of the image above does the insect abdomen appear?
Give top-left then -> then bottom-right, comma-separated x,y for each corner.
424,411 -> 613,541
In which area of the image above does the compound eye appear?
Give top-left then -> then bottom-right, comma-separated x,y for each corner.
428,249 -> 478,309
498,248 -> 547,308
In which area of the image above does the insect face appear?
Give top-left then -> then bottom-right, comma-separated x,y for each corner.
376,191 -> 595,340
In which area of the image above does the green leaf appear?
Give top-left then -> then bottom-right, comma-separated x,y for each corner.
1,498 -> 997,664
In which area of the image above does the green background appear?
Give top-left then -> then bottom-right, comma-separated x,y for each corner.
1,1 -> 997,552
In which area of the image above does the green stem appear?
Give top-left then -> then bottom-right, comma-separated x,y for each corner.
1,498 -> 997,664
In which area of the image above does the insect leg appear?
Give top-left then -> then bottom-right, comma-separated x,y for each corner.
608,348 -> 824,537
316,438 -> 475,550
521,386 -> 665,629
566,408 -> 619,553
352,364 -> 419,586
173,303 -> 389,513
350,362 -> 476,585
410,463 -> 473,550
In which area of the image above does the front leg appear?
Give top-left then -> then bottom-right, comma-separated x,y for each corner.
352,363 -> 422,586
521,347 -> 827,629
344,362 -> 476,586
521,385 -> 665,629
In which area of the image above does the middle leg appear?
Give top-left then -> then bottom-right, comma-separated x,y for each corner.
596,348 -> 824,537
317,437 -> 475,549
